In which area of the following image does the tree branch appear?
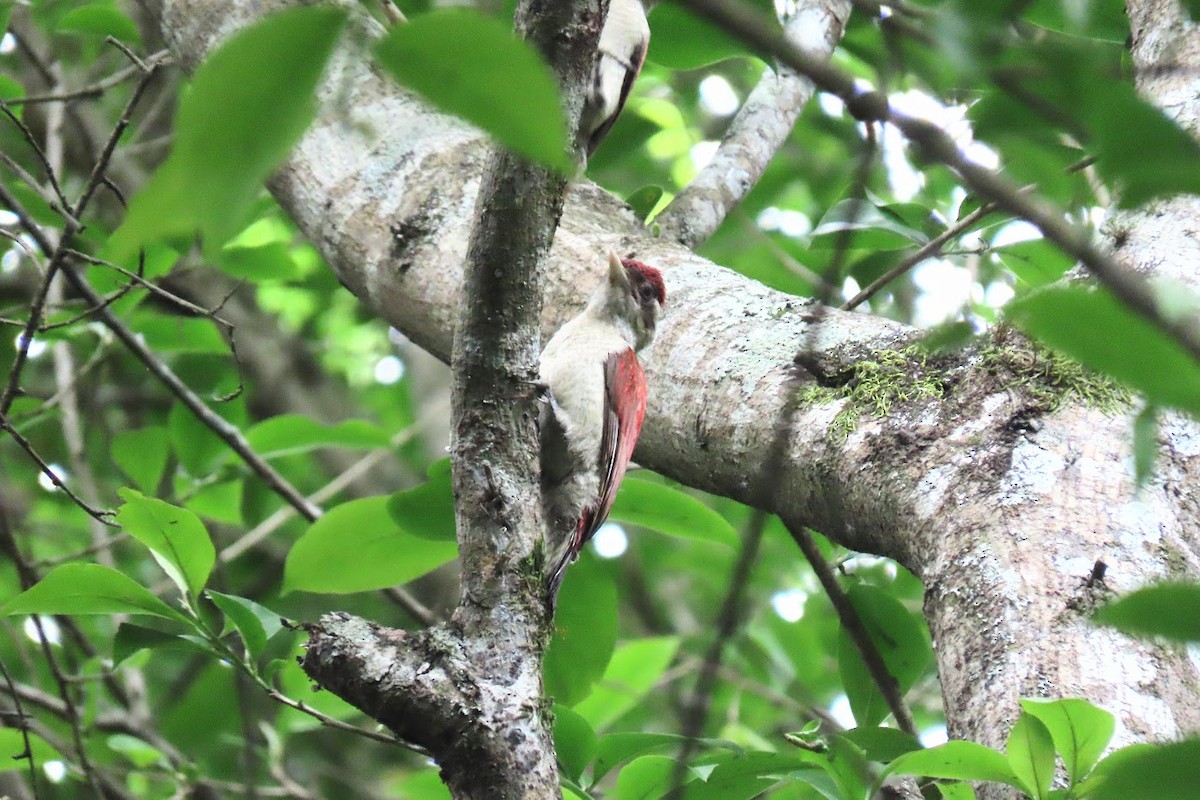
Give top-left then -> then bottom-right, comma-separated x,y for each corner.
300,0 -> 606,793
656,0 -> 850,248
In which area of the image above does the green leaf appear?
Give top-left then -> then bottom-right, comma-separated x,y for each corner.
1132,405 -> 1159,487
1019,698 -> 1115,785
993,239 -> 1074,288
837,584 -> 932,727
1023,0 -> 1128,42
614,754 -> 677,800
545,555 -> 619,706
1187,0 -> 1200,22
245,414 -> 390,458
692,752 -> 824,799
647,4 -> 756,69
574,636 -> 680,730
373,9 -> 570,172
1006,284 -> 1200,415
1094,582 -> 1200,643
186,479 -> 244,526
1083,80 -> 1200,208
111,427 -> 169,493
610,477 -> 737,547
553,705 -> 598,784
811,199 -> 929,252
56,3 -> 141,42
626,185 -> 666,222
1085,740 -> 1200,800
0,563 -> 189,624
219,242 -> 303,281
106,733 -> 168,769
838,726 -> 923,763
387,458 -> 456,541
108,6 -> 348,260
916,321 -> 976,354
0,75 -> 23,113
594,733 -> 692,784
129,312 -> 229,355
0,728 -> 64,772
116,489 -> 215,601
168,402 -> 229,477
936,783 -> 977,800
283,496 -> 457,594
886,741 -> 1023,788
1006,713 -> 1055,799
112,621 -> 212,664
208,591 -> 284,659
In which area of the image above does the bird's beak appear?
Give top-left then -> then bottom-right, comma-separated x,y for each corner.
607,250 -> 628,289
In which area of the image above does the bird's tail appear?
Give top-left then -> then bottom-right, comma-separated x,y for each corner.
545,510 -> 594,613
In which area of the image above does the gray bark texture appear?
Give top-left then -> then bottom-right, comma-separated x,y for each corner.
143,0 -> 1200,797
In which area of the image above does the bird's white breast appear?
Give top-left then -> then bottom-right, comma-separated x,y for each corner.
539,314 -> 628,463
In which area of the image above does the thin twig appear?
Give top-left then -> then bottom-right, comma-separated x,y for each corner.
841,157 -> 1098,312
65,247 -> 234,323
0,64 -> 160,417
0,655 -> 40,796
841,201 -> 998,311
0,412 -> 117,525
6,51 -> 169,106
666,511 -> 767,798
105,36 -> 150,72
783,520 -> 917,735
264,689 -> 410,747
28,613 -> 109,799
0,98 -> 74,217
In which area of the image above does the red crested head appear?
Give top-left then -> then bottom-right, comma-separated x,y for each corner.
620,258 -> 666,307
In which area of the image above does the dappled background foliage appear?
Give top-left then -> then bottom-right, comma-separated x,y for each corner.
2,0 -> 1200,798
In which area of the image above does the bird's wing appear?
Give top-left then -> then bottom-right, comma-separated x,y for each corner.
583,347 -> 647,547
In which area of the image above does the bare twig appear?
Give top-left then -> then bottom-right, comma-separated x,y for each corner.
0,64 -> 160,416
65,249 -> 210,314
0,98 -> 74,216
0,412 -> 117,525
105,36 -> 150,72
841,201 -> 998,311
783,520 -> 917,734
0,655 -> 40,796
28,613 -> 108,799
6,51 -> 170,106
667,511 -> 766,798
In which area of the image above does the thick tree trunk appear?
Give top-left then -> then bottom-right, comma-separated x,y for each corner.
143,0 -> 1200,796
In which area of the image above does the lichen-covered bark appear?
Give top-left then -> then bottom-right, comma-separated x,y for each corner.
145,0 -> 1200,796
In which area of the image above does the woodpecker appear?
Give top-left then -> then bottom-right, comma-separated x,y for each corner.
580,0 -> 650,157
539,251 -> 666,601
